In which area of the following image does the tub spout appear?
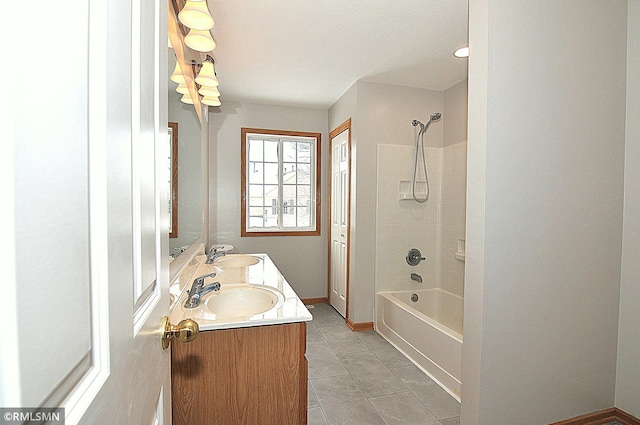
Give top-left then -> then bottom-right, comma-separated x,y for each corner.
411,273 -> 422,283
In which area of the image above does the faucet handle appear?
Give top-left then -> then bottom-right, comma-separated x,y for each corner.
406,248 -> 426,266
209,246 -> 219,255
193,272 -> 216,286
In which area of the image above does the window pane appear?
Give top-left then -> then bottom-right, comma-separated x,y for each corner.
264,163 -> 279,185
283,185 -> 296,202
297,142 -> 311,163
297,206 -> 310,227
297,193 -> 310,207
282,163 -> 296,184
248,206 -> 265,218
248,184 -> 263,206
282,141 -> 297,162
264,210 -> 278,228
282,208 -> 296,227
298,184 -> 311,198
248,162 -> 263,184
264,185 -> 278,213
248,139 -> 263,162
264,140 -> 278,162
249,216 -> 264,228
297,164 -> 310,185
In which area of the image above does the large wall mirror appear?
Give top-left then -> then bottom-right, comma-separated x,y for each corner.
168,53 -> 203,261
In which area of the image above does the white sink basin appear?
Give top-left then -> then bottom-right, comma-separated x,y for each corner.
213,254 -> 261,267
202,284 -> 284,317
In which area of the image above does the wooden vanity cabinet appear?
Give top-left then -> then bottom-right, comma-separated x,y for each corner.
171,322 -> 308,425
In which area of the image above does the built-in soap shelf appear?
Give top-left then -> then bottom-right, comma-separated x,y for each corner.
455,239 -> 465,261
398,180 -> 427,201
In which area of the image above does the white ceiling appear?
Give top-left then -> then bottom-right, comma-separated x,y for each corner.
206,0 -> 469,109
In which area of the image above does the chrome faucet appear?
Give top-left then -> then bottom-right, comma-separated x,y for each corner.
184,272 -> 221,308
410,273 -> 423,283
206,247 -> 226,264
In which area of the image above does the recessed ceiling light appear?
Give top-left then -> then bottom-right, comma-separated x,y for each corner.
454,46 -> 469,58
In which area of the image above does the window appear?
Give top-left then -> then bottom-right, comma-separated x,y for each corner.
241,128 -> 321,236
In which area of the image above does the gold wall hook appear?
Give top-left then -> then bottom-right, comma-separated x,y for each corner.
161,316 -> 199,350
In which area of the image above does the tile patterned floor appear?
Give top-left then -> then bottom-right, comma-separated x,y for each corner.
306,303 -> 461,425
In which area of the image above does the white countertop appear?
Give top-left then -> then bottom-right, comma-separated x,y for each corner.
169,253 -> 313,331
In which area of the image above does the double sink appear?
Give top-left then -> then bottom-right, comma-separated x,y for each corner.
181,254 -> 285,320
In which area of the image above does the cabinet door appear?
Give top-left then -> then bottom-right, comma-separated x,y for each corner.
172,322 -> 307,425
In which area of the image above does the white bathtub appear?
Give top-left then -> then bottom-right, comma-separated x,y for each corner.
375,288 -> 463,401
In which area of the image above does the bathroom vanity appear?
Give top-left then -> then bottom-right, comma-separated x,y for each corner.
169,253 -> 312,425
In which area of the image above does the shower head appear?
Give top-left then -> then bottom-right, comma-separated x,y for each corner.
412,113 -> 441,134
416,112 -> 442,135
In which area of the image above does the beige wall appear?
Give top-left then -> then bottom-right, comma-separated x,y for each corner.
463,1 -> 628,423
208,101 -> 329,299
329,81 -> 448,323
615,0 -> 640,417
444,79 -> 468,148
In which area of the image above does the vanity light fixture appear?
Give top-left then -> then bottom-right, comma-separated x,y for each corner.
198,85 -> 220,97
184,28 -> 216,52
176,83 -> 190,95
201,95 -> 221,107
180,92 -> 195,104
179,0 -> 215,30
454,46 -> 469,58
195,56 -> 219,86
170,61 -> 186,84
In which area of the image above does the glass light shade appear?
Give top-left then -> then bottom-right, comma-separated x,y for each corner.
176,83 -> 190,95
170,61 -> 186,84
180,93 -> 195,104
195,61 -> 219,86
184,28 -> 216,52
179,0 -> 215,30
198,85 -> 220,97
201,96 -> 221,106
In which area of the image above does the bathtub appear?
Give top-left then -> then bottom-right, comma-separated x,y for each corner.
375,288 -> 463,401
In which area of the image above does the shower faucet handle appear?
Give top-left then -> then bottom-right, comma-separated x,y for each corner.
406,248 -> 425,266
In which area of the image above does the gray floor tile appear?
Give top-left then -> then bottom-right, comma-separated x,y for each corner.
311,375 -> 386,425
307,340 -> 349,379
357,330 -> 413,368
326,399 -> 387,425
390,364 -> 460,420
369,392 -> 441,425
318,324 -> 369,355
339,350 -> 407,398
307,321 -> 325,342
307,304 -> 458,425
311,374 -> 367,403
307,407 -> 329,425
310,304 -> 347,328
308,381 -> 320,408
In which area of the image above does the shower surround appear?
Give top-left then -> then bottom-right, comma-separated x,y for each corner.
375,142 -> 467,297
375,141 -> 467,399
